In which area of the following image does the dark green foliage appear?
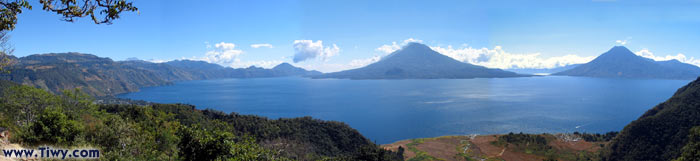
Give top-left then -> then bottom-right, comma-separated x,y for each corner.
674,126 -> 700,161
494,132 -> 551,152
177,125 -> 276,161
573,131 -> 618,142
0,0 -> 137,32
0,0 -> 32,31
543,158 -> 558,161
0,84 -> 402,160
603,77 -> 700,160
351,144 -> 404,161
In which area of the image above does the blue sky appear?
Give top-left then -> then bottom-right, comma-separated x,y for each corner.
8,0 -> 700,72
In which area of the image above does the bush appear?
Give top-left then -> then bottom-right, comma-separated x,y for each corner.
177,125 -> 280,161
22,107 -> 82,146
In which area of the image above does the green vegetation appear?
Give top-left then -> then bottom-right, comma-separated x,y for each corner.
603,77 -> 700,161
573,131 -> 618,142
1,53 -> 320,96
674,126 -> 700,161
0,0 -> 138,32
493,132 -> 551,154
0,84 -> 403,160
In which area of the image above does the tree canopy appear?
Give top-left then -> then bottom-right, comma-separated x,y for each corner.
1,0 -> 137,31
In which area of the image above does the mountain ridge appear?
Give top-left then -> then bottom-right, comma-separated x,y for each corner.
1,53 -> 320,96
314,43 -> 524,79
554,46 -> 700,79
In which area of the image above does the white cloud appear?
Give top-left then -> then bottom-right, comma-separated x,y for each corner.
348,55 -> 382,68
250,43 -> 273,48
376,42 -> 401,54
376,39 -> 593,69
615,40 -> 627,45
375,38 -> 423,54
635,49 -> 700,66
234,60 -> 285,68
430,45 -> 595,69
292,40 -> 339,63
146,59 -> 168,63
197,42 -> 244,65
403,38 -> 423,44
188,42 -> 283,68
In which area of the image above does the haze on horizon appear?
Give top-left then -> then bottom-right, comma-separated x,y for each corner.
7,0 -> 700,72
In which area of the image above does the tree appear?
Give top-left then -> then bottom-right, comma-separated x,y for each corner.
0,31 -> 14,72
674,126 -> 700,161
1,85 -> 60,127
23,107 -> 82,145
1,0 -> 138,31
0,0 -> 137,70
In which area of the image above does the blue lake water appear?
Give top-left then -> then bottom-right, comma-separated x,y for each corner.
118,76 -> 691,144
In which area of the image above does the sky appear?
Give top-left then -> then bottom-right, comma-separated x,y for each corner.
7,0 -> 700,72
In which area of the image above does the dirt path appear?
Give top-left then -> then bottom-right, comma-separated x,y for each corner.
0,143 -> 24,161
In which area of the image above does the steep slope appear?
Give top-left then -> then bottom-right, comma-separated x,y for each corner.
602,77 -> 700,160
0,53 -> 170,96
164,60 -> 233,79
314,43 -> 522,79
554,46 -> 700,79
119,60 -> 203,81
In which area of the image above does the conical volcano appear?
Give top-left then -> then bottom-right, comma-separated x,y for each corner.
313,43 -> 522,79
554,46 -> 700,79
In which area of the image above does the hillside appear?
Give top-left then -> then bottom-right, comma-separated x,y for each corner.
164,60 -> 234,79
120,60 -> 204,81
0,53 -> 171,96
554,46 -> 700,79
0,83 -> 403,160
272,62 -> 322,76
313,43 -> 523,79
602,77 -> 700,160
0,53 -> 321,96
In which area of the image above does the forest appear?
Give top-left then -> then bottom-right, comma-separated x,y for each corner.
0,81 -> 403,160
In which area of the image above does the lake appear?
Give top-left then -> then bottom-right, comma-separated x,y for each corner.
118,76 -> 691,144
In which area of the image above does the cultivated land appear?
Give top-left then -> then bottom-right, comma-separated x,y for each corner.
382,134 -> 608,161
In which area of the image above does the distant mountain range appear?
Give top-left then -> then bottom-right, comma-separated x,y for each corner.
554,46 -> 700,79
1,53 -> 320,96
313,43 -> 524,79
506,64 -> 581,75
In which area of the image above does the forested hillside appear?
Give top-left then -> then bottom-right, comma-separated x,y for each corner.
602,77 -> 700,160
0,84 -> 402,160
